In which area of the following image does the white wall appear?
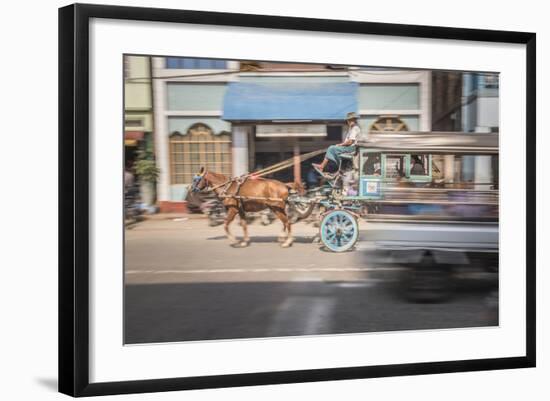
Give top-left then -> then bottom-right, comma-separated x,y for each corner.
477,97 -> 500,129
232,125 -> 250,176
353,70 -> 431,131
152,57 -> 171,201
2,1 -> 547,401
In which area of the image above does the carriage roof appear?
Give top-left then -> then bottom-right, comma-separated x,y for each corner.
356,131 -> 499,155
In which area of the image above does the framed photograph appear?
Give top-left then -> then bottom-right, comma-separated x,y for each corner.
58,3 -> 536,397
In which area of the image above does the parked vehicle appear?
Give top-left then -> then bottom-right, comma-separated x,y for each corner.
124,183 -> 143,225
200,198 -> 226,227
198,195 -> 277,227
185,190 -> 215,214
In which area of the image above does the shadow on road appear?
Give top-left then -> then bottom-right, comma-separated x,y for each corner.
124,281 -> 498,345
207,235 -> 316,244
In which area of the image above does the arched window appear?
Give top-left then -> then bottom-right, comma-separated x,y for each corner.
369,115 -> 409,132
169,123 -> 232,184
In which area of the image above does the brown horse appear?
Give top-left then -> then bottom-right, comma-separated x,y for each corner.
191,167 -> 300,247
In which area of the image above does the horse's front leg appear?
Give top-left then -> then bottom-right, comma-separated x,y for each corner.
224,207 -> 238,244
275,206 -> 287,242
238,211 -> 251,247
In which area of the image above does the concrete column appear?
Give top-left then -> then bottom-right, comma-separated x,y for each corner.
462,156 -> 475,183
444,155 -> 455,185
473,127 -> 492,190
419,71 -> 432,131
474,156 -> 492,190
232,125 -> 249,177
151,57 -> 170,202
293,140 -> 301,184
461,73 -> 473,132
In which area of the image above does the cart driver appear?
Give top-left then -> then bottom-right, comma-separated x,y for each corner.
313,112 -> 361,176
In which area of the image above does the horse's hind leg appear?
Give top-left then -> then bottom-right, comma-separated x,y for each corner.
283,220 -> 293,248
270,207 -> 286,242
272,207 -> 293,248
224,207 -> 238,244
277,227 -> 287,243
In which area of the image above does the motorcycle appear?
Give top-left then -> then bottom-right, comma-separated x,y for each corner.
124,183 -> 143,225
200,199 -> 226,227
200,198 -> 276,227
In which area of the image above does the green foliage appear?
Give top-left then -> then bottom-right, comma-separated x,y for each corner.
134,150 -> 160,183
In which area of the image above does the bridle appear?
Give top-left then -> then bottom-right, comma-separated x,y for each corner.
192,169 -> 233,194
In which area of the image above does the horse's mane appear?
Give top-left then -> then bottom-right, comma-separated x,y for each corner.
206,170 -> 228,181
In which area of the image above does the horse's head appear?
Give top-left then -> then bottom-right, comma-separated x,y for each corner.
191,167 -> 208,192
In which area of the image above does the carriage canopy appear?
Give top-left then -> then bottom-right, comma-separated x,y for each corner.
357,131 -> 499,155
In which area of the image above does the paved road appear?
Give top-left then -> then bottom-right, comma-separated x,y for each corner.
125,217 -> 370,284
124,217 -> 498,344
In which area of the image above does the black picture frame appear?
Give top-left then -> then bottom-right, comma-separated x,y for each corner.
59,3 -> 536,397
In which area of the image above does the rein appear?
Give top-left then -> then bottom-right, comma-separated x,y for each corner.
195,147 -> 327,202
202,147 -> 327,192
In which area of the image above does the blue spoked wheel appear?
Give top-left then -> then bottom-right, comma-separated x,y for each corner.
320,210 -> 359,252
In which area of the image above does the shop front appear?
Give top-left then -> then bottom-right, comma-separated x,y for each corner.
222,81 -> 359,184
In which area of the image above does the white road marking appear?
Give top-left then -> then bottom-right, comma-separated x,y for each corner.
125,267 -> 404,275
266,297 -> 335,336
305,299 -> 335,334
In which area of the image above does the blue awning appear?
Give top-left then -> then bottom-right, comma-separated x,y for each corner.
222,82 -> 358,122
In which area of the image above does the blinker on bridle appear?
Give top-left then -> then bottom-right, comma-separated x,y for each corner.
192,169 -> 207,192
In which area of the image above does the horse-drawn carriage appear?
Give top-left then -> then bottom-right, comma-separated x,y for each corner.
289,131 -> 499,252
192,131 -> 499,252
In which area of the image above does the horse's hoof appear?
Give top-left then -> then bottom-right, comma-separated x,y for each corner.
231,241 -> 249,248
281,240 -> 293,248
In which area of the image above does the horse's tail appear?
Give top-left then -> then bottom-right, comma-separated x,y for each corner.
284,181 -> 306,195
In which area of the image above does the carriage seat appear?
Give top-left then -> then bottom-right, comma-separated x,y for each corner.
338,147 -> 360,171
339,152 -> 355,160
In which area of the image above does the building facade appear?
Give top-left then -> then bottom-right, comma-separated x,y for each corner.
461,72 -> 499,133
461,72 -> 499,188
431,71 -> 463,132
151,58 -> 432,212
431,71 -> 499,188
124,56 -> 154,165
152,57 -> 237,212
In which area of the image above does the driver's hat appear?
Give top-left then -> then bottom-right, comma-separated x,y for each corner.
345,112 -> 359,121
